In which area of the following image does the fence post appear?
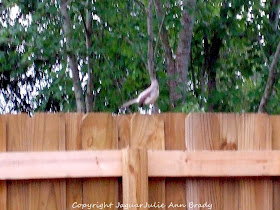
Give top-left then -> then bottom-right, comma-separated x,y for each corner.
122,147 -> 148,209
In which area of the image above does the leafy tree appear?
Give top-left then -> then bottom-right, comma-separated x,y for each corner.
0,0 -> 279,114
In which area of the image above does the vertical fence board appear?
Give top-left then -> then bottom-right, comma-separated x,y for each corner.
116,115 -> 131,149
7,115 -> 29,210
0,113 -> 279,209
238,114 -> 272,210
130,114 -> 165,209
160,113 -> 187,209
7,114 -> 66,210
81,113 -> 118,206
269,116 -> 280,210
65,113 -> 83,210
122,148 -> 148,209
0,116 -> 6,210
185,113 -> 222,209
116,115 -> 132,206
270,116 -> 280,150
218,114 -> 239,210
30,114 -> 66,210
130,114 -> 164,149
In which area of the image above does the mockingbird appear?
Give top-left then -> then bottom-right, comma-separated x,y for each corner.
121,78 -> 159,109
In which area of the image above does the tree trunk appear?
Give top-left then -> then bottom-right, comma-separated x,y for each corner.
154,0 -> 180,109
175,0 -> 196,104
60,0 -> 85,112
206,32 -> 222,112
205,1 -> 242,111
85,0 -> 94,112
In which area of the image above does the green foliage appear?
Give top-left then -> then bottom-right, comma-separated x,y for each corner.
0,0 -> 280,113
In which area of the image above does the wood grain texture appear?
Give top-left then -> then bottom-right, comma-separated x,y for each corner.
116,115 -> 132,149
159,113 -> 186,209
130,114 -> 164,149
1,150 -> 280,179
270,116 -> 280,150
270,116 -> 280,210
0,116 -> 6,210
7,114 -> 66,210
0,113 -> 278,210
238,114 -> 272,150
115,114 -> 132,205
122,148 -> 148,209
185,113 -> 222,209
218,113 -> 239,210
148,150 -> 280,177
160,113 -> 187,150
0,116 -> 6,151
130,114 -> 165,209
0,150 -> 122,179
64,113 -> 83,210
81,113 -> 118,206
238,114 -> 272,210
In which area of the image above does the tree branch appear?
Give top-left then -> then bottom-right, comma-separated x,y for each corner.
258,40 -> 280,113
153,12 -> 165,58
79,9 -> 88,35
269,0 -> 280,32
154,0 -> 176,109
257,34 -> 269,68
258,0 -> 280,112
154,0 -> 174,65
124,37 -> 148,70
147,0 -> 155,81
134,0 -> 145,10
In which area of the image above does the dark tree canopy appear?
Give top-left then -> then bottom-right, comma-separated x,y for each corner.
0,0 -> 280,114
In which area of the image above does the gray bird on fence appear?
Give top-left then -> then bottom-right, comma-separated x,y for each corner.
120,78 -> 159,109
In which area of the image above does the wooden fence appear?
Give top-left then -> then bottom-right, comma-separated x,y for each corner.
0,113 -> 280,209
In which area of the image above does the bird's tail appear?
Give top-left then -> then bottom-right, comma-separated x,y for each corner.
120,98 -> 138,109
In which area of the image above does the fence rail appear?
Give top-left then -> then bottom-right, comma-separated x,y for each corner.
0,150 -> 280,180
0,113 -> 280,210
